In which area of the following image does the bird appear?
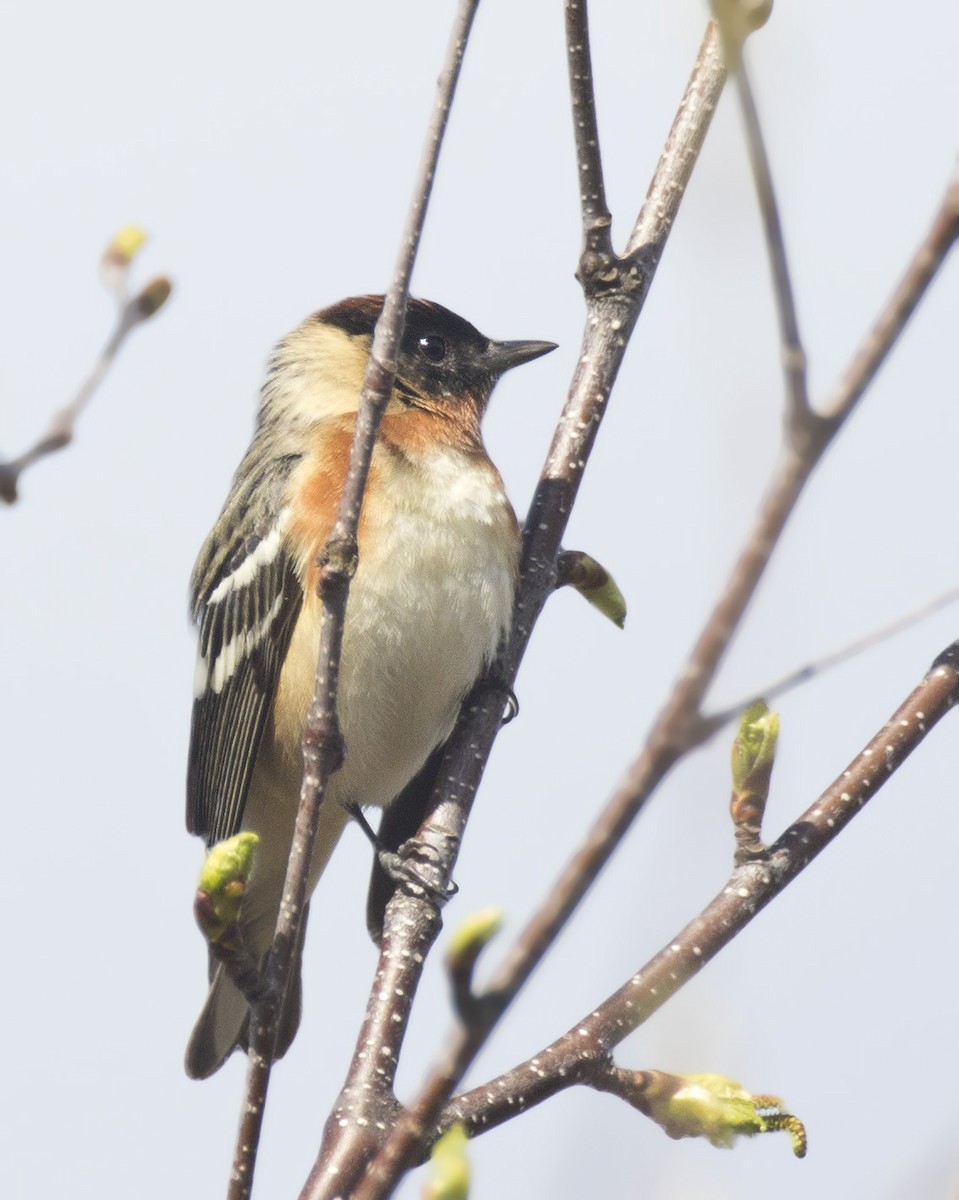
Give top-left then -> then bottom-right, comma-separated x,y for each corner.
185,294 -> 556,1079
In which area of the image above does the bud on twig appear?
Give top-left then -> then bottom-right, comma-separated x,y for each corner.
422,1123 -> 471,1200
1,226 -> 173,504
555,549 -> 627,629
194,832 -> 259,943
193,833 -> 270,1006
628,1068 -> 806,1157
711,0 -> 773,64
446,907 -> 503,1025
730,700 -> 778,863
132,275 -> 173,320
100,225 -> 147,299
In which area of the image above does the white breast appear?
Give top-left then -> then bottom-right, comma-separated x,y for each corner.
274,444 -> 518,813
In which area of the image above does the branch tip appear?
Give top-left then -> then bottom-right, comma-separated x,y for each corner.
930,639 -> 959,674
101,225 -> 148,269
2,228 -> 171,504
194,832 -> 259,943
712,0 -> 773,46
555,549 -> 627,628
447,908 -> 504,1024
730,701 -> 778,862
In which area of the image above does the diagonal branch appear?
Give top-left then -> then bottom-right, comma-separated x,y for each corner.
623,20 -> 727,263
0,268 -> 171,505
820,165 -> 959,425
712,0 -> 810,426
705,583 -> 959,732
226,2 -> 482,1197
442,641 -> 959,1137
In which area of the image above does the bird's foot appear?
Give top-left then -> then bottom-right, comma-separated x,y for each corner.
346,802 -> 457,907
468,663 -> 519,724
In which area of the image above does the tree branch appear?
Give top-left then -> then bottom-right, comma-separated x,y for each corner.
712,0 -> 809,427
820,165 -> 959,425
705,583 -> 959,732
566,0 -> 613,276
226,3 -> 482,1197
0,233 -> 170,504
441,641 -> 959,1137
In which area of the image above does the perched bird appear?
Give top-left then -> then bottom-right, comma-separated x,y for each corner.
185,295 -> 555,1079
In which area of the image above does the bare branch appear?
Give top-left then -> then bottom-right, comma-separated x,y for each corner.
301,682 -> 504,1200
227,2 -> 482,1196
442,643 -> 959,1138
623,20 -> 726,261
705,584 -> 959,732
712,0 -> 809,426
0,263 -> 171,504
565,0 -> 613,276
820,164 -> 959,424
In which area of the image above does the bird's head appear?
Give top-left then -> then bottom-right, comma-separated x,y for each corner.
261,295 -> 556,438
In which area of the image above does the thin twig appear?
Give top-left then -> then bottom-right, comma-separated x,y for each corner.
0,278 -> 171,504
623,20 -> 727,263
705,583 -> 959,732
566,0 -> 613,277
441,642 -> 959,1138
226,2 -> 482,1198
820,164 -> 959,424
713,0 -> 809,426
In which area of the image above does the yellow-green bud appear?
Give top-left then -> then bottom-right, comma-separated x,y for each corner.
645,1070 -> 806,1156
448,907 -> 504,968
731,701 -> 779,794
557,550 -> 626,629
102,225 -> 147,268
423,1123 -> 471,1200
195,833 -> 259,940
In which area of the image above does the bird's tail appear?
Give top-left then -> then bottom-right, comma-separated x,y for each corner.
184,905 -> 309,1080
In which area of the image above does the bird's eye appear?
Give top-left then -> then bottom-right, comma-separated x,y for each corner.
418,334 -> 447,363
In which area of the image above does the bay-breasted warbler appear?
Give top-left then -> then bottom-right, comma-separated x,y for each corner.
185,295 -> 555,1078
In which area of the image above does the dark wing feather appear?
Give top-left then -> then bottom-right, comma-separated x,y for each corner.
186,447 -> 303,846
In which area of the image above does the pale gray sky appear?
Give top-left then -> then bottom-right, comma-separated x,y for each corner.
4,2 -> 959,1197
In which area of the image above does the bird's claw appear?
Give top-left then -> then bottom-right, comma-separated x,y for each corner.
385,837 -> 458,905
346,801 -> 457,906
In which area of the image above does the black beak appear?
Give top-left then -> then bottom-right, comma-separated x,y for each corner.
484,338 -> 558,376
